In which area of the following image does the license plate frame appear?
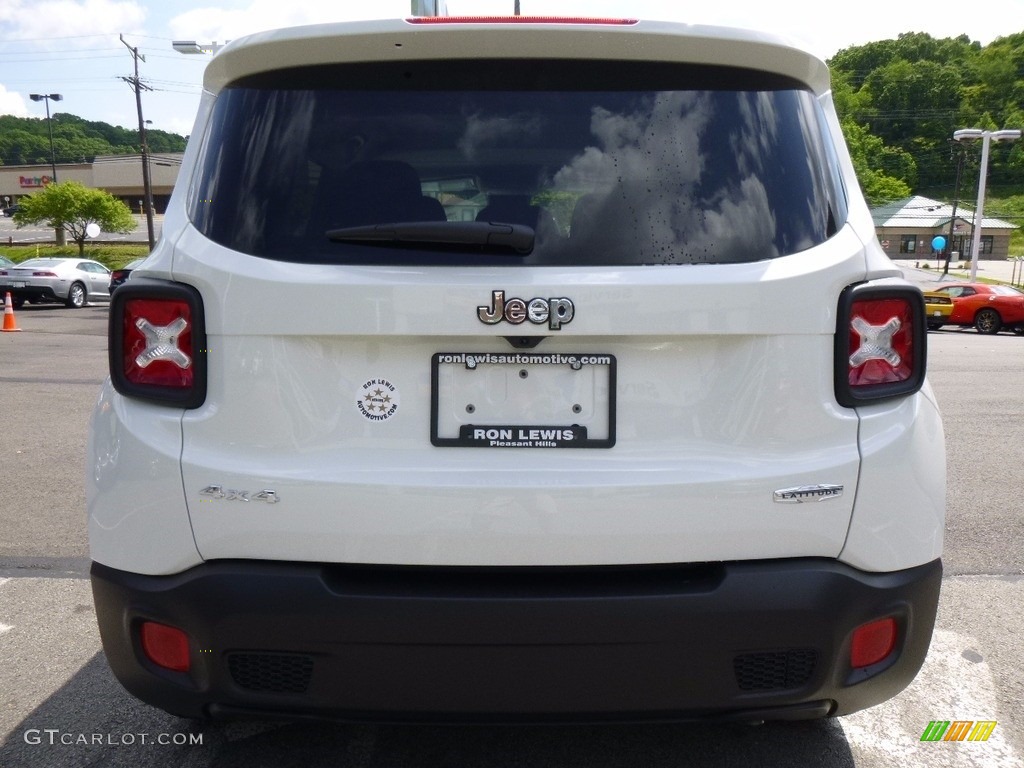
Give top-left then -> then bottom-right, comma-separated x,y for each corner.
431,352 -> 616,448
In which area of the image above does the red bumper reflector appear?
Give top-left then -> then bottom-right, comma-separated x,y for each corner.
850,617 -> 897,669
140,621 -> 191,672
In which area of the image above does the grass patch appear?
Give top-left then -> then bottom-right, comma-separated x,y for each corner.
942,272 -> 1011,286
0,243 -> 149,270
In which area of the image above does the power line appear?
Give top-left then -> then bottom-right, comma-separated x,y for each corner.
0,46 -> 120,56
0,54 -> 127,64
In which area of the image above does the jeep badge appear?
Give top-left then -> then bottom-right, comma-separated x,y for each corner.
477,290 -> 575,331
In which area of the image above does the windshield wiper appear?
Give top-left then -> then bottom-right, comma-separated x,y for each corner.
326,221 -> 534,255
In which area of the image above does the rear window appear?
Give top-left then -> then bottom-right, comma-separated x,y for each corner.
13,259 -> 59,268
189,59 -> 847,266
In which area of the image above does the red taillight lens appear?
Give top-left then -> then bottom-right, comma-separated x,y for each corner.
850,617 -> 897,669
123,298 -> 195,389
835,285 -> 926,408
33,271 -> 58,277
848,298 -> 916,387
109,281 -> 206,408
140,621 -> 191,672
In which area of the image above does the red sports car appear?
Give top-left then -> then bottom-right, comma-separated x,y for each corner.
929,283 -> 1024,335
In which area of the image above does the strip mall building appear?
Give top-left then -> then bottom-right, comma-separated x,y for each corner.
0,154 -> 182,214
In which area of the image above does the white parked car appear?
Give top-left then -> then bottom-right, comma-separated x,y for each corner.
88,16 -> 945,723
0,257 -> 111,308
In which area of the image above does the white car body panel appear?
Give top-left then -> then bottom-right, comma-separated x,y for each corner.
85,19 -> 941,577
87,383 -> 203,574
170,231 -> 865,567
204,20 -> 831,95
839,385 -> 946,571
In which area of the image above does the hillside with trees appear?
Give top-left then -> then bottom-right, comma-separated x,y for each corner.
0,113 -> 186,167
828,30 -> 1024,220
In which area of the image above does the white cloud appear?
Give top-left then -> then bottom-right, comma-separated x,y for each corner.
0,86 -> 29,117
0,0 -> 145,43
169,0 -> 408,45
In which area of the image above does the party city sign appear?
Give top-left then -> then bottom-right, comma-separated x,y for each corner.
19,175 -> 54,188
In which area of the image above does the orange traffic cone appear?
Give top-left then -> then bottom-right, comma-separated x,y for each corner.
2,292 -> 21,332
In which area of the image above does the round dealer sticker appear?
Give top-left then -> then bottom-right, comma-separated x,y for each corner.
356,378 -> 400,422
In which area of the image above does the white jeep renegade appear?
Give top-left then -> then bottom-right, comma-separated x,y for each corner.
88,16 -> 945,723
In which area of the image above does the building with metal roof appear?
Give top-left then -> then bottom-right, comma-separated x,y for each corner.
872,195 -> 1017,262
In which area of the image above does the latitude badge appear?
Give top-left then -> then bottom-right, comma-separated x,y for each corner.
356,378 -> 400,422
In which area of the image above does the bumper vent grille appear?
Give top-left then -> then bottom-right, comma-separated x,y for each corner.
227,652 -> 313,694
733,649 -> 817,691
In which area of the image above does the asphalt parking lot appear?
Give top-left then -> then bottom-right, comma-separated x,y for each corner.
0,291 -> 1022,768
0,211 -> 160,245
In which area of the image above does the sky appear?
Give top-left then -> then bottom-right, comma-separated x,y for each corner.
1,0 -> 1023,138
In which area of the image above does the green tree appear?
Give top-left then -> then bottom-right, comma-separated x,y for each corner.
14,181 -> 137,255
0,127 -> 50,165
829,39 -> 902,90
827,31 -> 997,197
830,71 -> 872,120
841,120 -> 915,205
862,59 -> 962,148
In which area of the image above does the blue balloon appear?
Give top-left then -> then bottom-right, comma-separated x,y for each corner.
932,236 -> 946,251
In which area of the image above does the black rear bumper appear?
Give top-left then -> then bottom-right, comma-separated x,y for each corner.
0,285 -> 60,303
91,557 -> 941,723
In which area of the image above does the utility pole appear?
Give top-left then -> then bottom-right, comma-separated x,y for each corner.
942,146 -> 966,278
120,34 -> 156,250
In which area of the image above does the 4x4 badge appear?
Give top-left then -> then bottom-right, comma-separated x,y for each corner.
199,485 -> 279,504
478,290 -> 574,331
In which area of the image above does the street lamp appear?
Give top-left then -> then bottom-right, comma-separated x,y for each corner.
171,40 -> 224,54
29,93 -> 63,183
952,128 -> 1022,281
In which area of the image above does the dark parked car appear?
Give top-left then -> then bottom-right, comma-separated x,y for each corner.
0,256 -> 14,301
109,259 -> 145,292
3,205 -> 21,217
